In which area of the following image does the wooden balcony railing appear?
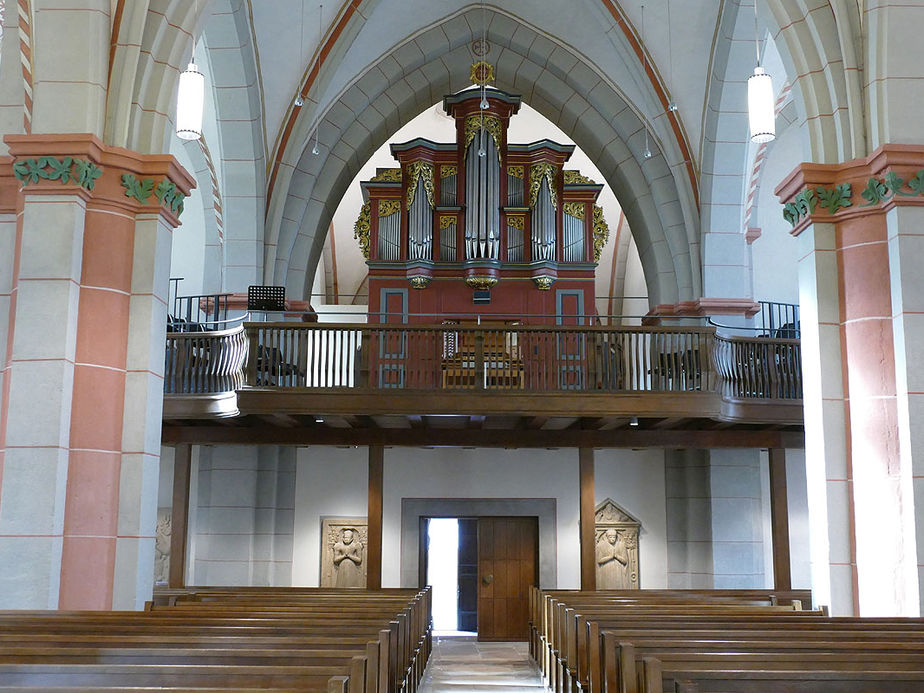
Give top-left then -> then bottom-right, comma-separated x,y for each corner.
165,324 -> 248,394
713,333 -> 803,400
243,323 -> 718,393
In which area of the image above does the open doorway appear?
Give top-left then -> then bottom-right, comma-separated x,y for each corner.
421,516 -> 538,641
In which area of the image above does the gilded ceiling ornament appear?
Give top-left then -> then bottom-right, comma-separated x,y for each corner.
563,201 -> 585,220
463,114 -> 503,162
439,216 -> 457,230
378,199 -> 401,217
593,205 -> 610,262
405,161 -> 436,209
440,165 -> 457,178
370,168 -> 402,182
506,216 -> 525,230
354,201 -> 371,259
506,165 -> 524,179
529,162 -> 559,210
563,169 -> 596,185
470,60 -> 495,85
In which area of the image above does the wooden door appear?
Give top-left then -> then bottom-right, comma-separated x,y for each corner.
477,517 -> 538,641
457,519 -> 478,632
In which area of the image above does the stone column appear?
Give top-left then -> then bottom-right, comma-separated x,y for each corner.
777,145 -> 924,615
0,134 -> 194,609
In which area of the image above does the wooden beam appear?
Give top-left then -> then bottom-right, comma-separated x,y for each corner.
367,446 -> 384,590
169,444 -> 192,588
579,448 -> 596,590
163,424 -> 804,450
768,447 -> 792,591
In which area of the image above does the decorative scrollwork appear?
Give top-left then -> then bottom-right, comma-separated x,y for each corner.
370,168 -> 402,182
529,162 -> 558,210
506,216 -> 525,230
533,275 -> 554,291
354,201 -> 371,259
593,205 -> 610,262
563,170 -> 596,185
563,201 -> 585,220
464,114 -> 503,162
405,161 -> 435,209
506,165 -> 524,179
439,216 -> 457,230
378,199 -> 401,217
409,276 -> 430,290
440,165 -> 457,178
470,60 -> 495,85
465,276 -> 498,290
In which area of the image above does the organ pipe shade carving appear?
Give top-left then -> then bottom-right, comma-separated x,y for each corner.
465,130 -> 501,260
464,115 -> 502,163
405,161 -> 435,209
441,166 -> 457,178
529,162 -> 558,209
371,168 -> 402,182
378,199 -> 401,217
563,169 -> 596,185
408,172 -> 433,260
531,176 -> 556,261
563,202 -> 585,220
592,205 -> 610,262
354,201 -> 371,259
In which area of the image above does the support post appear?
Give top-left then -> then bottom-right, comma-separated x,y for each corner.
169,444 -> 192,588
367,445 -> 384,589
579,447 -> 596,590
768,447 -> 792,591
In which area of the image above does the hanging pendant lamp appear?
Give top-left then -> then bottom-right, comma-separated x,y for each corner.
176,0 -> 204,141
748,2 -> 775,143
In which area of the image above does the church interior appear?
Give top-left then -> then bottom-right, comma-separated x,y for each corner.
2,0 -> 924,690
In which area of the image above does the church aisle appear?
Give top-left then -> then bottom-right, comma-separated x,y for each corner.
418,635 -> 546,692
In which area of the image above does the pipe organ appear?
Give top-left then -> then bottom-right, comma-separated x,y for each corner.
355,84 -> 609,325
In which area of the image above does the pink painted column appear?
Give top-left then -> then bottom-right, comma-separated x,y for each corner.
777,145 -> 924,616
0,134 -> 193,609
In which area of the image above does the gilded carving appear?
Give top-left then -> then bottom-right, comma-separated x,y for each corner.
563,169 -> 596,185
464,276 -> 498,290
354,201 -> 371,259
406,161 -> 435,209
370,168 -> 402,183
410,276 -> 430,290
506,165 -> 524,179
464,114 -> 503,162
378,199 -> 401,217
470,60 -> 495,85
506,216 -> 525,230
594,499 -> 641,589
533,275 -> 554,290
321,517 -> 368,588
529,162 -> 559,210
439,216 -> 457,230
563,201 -> 585,220
441,165 -> 457,178
592,205 -> 610,262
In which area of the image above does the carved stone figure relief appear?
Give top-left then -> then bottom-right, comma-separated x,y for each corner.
320,517 -> 368,588
594,499 -> 641,589
154,508 -> 172,585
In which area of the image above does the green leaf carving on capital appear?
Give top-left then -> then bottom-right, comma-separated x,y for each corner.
794,188 -> 816,216
73,159 -> 102,190
782,202 -> 799,227
154,179 -> 186,214
121,173 -> 154,203
908,170 -> 924,196
816,183 -> 852,215
13,156 -> 100,191
860,177 -> 888,207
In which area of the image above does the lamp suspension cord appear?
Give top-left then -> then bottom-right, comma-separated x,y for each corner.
314,3 -> 323,152
667,0 -> 673,107
641,4 -> 649,154
753,0 -> 761,66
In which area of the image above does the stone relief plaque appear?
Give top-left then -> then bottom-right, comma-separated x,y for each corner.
594,499 -> 641,589
154,508 -> 172,586
320,517 -> 368,588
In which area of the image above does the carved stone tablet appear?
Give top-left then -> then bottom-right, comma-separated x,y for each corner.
320,517 -> 368,588
594,499 -> 641,589
154,508 -> 172,586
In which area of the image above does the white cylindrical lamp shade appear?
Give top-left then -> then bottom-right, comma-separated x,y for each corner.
176,62 -> 205,141
748,66 -> 775,143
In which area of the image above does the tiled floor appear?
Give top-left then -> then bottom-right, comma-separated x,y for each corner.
417,634 -> 546,692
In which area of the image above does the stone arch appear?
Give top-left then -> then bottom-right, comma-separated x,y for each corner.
266,6 -> 701,307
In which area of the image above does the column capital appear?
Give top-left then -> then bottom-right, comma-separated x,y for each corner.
1,133 -> 196,226
775,144 -> 924,236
